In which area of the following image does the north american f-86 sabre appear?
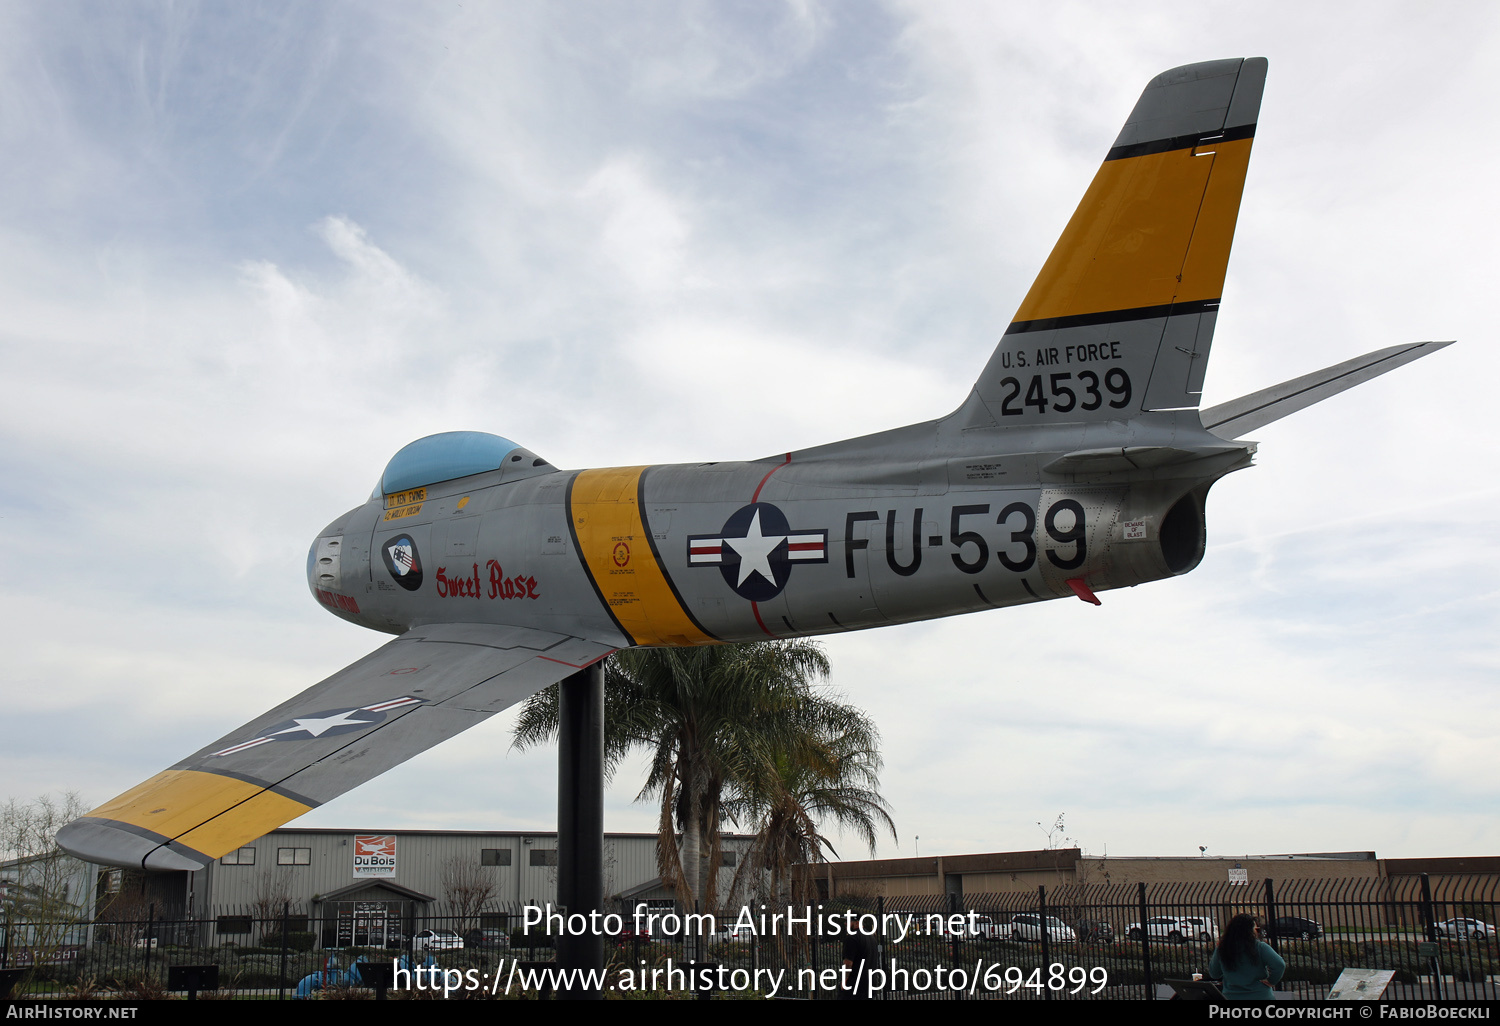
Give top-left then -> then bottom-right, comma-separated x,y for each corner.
59,57 -> 1449,872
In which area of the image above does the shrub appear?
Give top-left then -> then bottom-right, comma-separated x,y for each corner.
284,931 -> 317,952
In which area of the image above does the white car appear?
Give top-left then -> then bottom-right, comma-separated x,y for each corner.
413,928 -> 464,952
1008,913 -> 1077,943
1181,916 -> 1220,943
1434,918 -> 1496,941
1126,916 -> 1217,944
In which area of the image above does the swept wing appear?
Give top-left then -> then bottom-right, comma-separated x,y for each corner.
58,623 -> 612,870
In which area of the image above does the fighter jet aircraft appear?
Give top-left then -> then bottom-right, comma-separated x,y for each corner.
59,57 -> 1449,872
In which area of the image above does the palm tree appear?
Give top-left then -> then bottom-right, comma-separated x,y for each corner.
728,707 -> 897,904
511,640 -> 889,910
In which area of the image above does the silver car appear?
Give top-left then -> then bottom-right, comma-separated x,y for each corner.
1009,913 -> 1077,943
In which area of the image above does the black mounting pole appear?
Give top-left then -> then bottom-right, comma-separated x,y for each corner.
556,662 -> 605,999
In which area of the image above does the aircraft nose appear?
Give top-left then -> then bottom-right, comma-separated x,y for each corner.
309,535 -> 343,594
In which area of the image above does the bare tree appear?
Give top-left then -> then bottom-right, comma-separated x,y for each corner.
1036,813 -> 1072,850
95,874 -> 155,947
250,867 -> 295,943
1,793 -> 92,963
602,842 -> 618,905
440,856 -> 497,933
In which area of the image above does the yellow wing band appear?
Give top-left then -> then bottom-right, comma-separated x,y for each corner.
568,467 -> 717,647
84,769 -> 312,860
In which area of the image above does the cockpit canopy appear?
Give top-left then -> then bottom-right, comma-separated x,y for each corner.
379,431 -> 553,494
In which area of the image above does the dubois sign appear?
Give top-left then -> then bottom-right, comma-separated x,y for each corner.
353,834 -> 397,878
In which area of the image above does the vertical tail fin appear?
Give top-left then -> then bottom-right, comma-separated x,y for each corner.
966,58 -> 1266,426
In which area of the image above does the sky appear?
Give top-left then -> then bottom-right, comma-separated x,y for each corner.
3,1 -> 1497,867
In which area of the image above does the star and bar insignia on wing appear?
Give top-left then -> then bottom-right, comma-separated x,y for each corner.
210,696 -> 426,757
687,502 -> 827,602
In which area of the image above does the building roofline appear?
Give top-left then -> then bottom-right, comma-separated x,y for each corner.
1085,852 -> 1377,862
794,848 -> 1389,878
795,848 -> 1082,880
256,828 -> 756,842
1383,856 -> 1500,875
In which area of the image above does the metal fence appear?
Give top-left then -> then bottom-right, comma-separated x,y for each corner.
2,874 -> 1496,1000
861,874 -> 1499,1001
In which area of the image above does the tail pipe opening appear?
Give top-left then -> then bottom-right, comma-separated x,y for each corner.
1160,485 -> 1210,575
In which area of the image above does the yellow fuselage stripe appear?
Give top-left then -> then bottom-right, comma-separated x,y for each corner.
1012,137 -> 1254,323
569,467 -> 716,647
85,769 -> 313,860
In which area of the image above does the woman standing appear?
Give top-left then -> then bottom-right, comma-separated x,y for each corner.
1208,914 -> 1286,1000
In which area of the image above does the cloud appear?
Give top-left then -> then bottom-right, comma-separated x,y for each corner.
2,2 -> 1496,864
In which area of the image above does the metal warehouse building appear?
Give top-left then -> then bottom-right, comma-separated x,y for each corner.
113,827 -> 753,942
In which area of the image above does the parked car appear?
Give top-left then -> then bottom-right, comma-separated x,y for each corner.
930,914 -> 996,939
413,929 -> 464,952
1181,916 -> 1219,943
463,928 -> 511,949
1075,918 -> 1116,943
968,915 -> 999,939
1264,916 -> 1323,941
1008,913 -> 1077,943
1126,916 -> 1216,944
1434,918 -> 1497,941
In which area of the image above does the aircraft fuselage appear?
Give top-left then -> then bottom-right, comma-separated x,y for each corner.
313,420 -> 1253,649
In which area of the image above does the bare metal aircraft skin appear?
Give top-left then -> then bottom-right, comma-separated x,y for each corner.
59,57 -> 1451,872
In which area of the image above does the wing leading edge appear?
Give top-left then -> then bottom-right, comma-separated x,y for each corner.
58,623 -> 614,871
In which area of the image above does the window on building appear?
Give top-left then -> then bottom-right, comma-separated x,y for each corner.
220,847 -> 256,865
216,915 -> 253,935
277,847 -> 312,866
720,851 -> 737,867
529,849 -> 557,867
481,848 -> 512,866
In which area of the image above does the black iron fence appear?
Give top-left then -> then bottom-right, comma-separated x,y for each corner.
859,873 -> 1499,1001
2,874 -> 1496,1000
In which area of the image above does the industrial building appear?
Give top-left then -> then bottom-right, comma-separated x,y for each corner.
795,848 -> 1500,901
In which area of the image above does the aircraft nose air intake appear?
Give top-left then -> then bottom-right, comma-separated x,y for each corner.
311,536 -> 342,592
309,530 -> 364,621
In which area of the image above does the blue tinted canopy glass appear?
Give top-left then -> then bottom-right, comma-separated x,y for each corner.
380,431 -> 520,493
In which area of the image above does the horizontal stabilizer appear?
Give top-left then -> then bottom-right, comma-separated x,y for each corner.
1200,340 -> 1453,439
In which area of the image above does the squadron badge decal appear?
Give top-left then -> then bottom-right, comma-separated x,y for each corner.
688,502 -> 827,601
381,534 -> 423,591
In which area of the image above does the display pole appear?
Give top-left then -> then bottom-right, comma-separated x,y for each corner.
556,661 -> 605,999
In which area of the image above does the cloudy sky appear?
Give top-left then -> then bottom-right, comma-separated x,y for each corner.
3,2 -> 1496,867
